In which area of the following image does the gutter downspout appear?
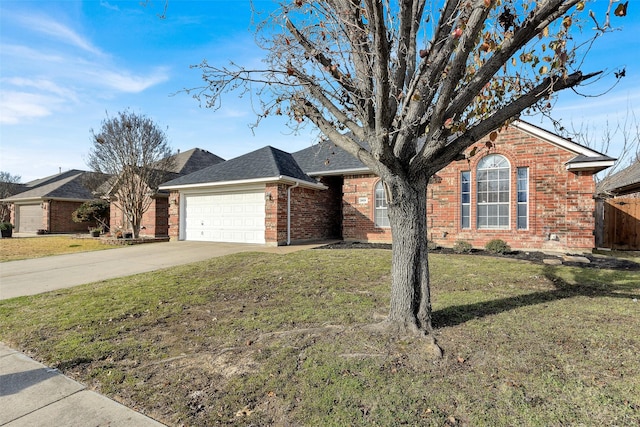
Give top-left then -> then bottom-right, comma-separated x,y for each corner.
287,182 -> 299,246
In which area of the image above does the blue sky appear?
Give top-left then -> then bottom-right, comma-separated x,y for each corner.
1,0 -> 638,182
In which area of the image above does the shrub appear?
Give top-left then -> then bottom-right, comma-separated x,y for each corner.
452,240 -> 472,254
427,240 -> 439,250
72,199 -> 110,230
0,222 -> 13,231
485,239 -> 511,254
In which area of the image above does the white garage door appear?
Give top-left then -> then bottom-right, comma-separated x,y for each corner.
17,203 -> 43,233
183,188 -> 266,244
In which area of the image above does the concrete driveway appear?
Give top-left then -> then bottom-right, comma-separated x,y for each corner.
0,241 -> 324,300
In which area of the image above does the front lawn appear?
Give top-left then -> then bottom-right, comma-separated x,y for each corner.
0,236 -> 113,262
0,249 -> 638,426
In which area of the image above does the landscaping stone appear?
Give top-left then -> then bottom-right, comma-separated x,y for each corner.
562,255 -> 591,264
543,258 -> 563,266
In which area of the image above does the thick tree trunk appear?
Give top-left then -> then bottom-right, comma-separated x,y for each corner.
385,176 -> 438,351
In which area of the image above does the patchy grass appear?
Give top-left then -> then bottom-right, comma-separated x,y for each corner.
0,250 -> 638,426
594,249 -> 640,265
0,236 -> 113,262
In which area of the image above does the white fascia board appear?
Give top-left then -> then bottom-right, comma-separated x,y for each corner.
512,120 -> 604,157
0,197 -> 43,203
160,176 -> 326,191
278,176 -> 327,190
566,160 -> 616,171
2,197 -> 91,203
305,167 -> 371,177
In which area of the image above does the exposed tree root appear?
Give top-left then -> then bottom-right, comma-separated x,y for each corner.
364,319 -> 443,359
255,324 -> 345,342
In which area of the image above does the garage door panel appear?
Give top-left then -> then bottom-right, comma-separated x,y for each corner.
184,188 -> 266,243
17,204 -> 43,233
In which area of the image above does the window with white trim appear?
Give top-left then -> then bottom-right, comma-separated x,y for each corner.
374,181 -> 390,227
517,167 -> 529,229
461,171 -> 471,229
477,154 -> 510,229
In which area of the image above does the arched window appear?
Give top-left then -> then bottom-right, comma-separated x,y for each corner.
374,181 -> 389,227
477,154 -> 510,229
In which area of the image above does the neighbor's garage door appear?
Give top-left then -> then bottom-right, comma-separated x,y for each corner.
17,203 -> 43,233
183,188 -> 266,244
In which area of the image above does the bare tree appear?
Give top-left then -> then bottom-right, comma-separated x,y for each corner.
568,107 -> 640,181
88,110 -> 174,238
0,171 -> 22,222
191,0 -> 626,353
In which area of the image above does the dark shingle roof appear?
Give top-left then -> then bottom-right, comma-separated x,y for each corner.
168,148 -> 225,175
597,160 -> 640,196
23,169 -> 87,189
293,141 -> 369,175
161,146 -> 318,187
3,170 -> 110,201
566,154 -> 617,164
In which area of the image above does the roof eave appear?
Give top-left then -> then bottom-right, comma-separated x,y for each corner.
305,167 -> 371,177
159,175 -> 326,191
1,196 -> 95,203
565,160 -> 616,173
609,182 -> 640,196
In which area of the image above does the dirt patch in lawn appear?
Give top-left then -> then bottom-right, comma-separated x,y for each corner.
316,241 -> 640,271
1,250 -> 638,426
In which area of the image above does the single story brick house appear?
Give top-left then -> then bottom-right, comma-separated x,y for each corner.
2,170 -> 110,233
160,120 -> 615,251
108,148 -> 225,237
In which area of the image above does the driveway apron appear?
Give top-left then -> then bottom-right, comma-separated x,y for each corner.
0,240 -> 323,300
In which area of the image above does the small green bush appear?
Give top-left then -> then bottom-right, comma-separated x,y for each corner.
72,199 -> 110,230
485,239 -> 511,254
427,240 -> 439,250
452,240 -> 472,254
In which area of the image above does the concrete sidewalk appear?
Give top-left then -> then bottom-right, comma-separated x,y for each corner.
0,239 -> 326,425
0,343 -> 165,426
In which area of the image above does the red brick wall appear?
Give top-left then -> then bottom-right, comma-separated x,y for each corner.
340,127 -> 598,251
110,201 -> 126,233
110,195 -> 168,237
342,174 -> 393,242
139,197 -> 169,237
429,127 -> 597,251
47,201 -> 90,233
265,184 -> 287,244
265,177 -> 342,245
168,191 -> 180,240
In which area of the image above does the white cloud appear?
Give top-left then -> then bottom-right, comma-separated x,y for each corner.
3,77 -> 79,103
0,43 -> 66,64
0,91 -> 58,124
15,14 -> 104,56
99,1 -> 120,12
86,67 -> 170,93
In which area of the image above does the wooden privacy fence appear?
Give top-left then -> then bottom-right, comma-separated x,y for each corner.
596,198 -> 640,250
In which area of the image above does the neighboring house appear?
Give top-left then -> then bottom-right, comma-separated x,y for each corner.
0,181 -> 26,222
2,170 -> 110,233
108,148 -> 225,237
159,120 -> 615,251
594,160 -> 640,250
596,160 -> 640,198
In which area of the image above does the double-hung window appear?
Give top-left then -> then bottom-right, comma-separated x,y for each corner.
461,171 -> 471,229
374,181 -> 390,228
476,154 -> 510,229
517,167 -> 529,229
